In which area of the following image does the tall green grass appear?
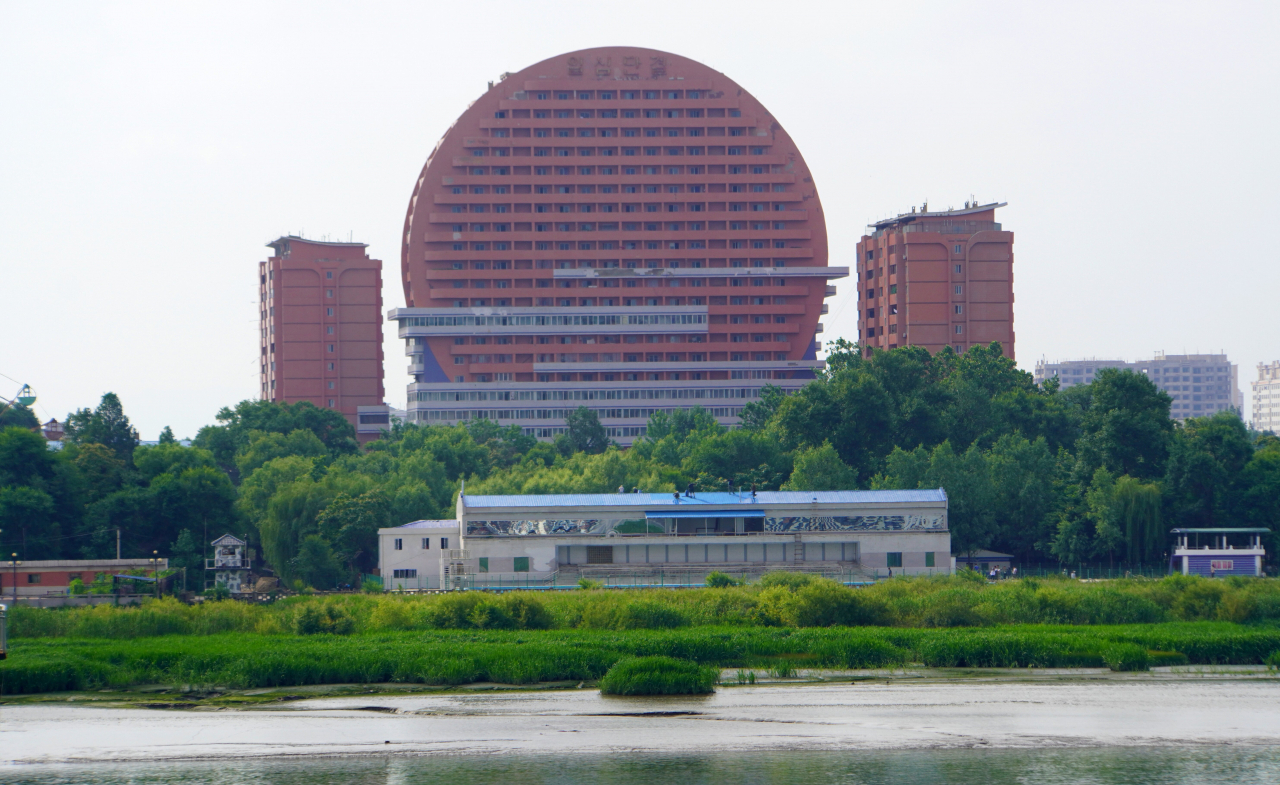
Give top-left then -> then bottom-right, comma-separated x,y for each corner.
598,656 -> 719,695
14,574 -> 1280,641
4,623 -> 1279,696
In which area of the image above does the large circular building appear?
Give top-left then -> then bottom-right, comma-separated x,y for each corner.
393,46 -> 844,443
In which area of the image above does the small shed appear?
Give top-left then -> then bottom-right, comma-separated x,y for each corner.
953,549 -> 1014,574
1171,528 -> 1266,578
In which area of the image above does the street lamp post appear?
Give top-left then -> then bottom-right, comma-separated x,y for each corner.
151,551 -> 159,599
9,554 -> 18,604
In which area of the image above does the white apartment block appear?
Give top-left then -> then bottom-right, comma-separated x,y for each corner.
1034,352 -> 1242,422
1253,361 -> 1280,435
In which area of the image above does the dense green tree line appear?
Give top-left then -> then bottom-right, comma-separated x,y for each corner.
3,341 -> 1278,587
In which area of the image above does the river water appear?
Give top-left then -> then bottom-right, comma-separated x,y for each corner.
4,678 -> 1280,783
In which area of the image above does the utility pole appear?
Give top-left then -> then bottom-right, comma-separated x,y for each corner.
116,529 -> 121,560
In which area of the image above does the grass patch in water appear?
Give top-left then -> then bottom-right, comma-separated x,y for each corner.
598,656 -> 718,695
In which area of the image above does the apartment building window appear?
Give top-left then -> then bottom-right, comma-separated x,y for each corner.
421,538 -> 430,550
327,344 -> 335,352
327,326 -> 334,334
441,538 -> 449,549
954,244 -> 962,254
954,305 -> 963,314
954,285 -> 963,295
954,325 -> 964,334
394,538 -> 403,550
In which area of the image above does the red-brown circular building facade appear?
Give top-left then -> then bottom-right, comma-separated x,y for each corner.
394,46 -> 841,443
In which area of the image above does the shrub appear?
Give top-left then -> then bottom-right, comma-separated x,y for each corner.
1266,650 -> 1280,670
292,604 -> 355,635
706,572 -> 741,588
578,578 -> 603,590
1102,643 -> 1149,672
579,598 -> 687,630
598,656 -> 718,696
758,571 -> 816,591
760,579 -> 892,628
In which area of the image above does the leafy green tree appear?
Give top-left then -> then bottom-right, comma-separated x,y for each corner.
316,488 -> 389,577
565,406 -> 609,454
0,403 -> 38,430
770,365 -> 894,483
781,441 -> 857,491
70,443 -> 128,504
0,426 -> 84,559
685,429 -> 792,491
739,385 -> 787,431
1164,411 -> 1253,529
1073,369 -> 1173,482
193,399 -> 357,469
169,528 -> 203,585
290,534 -> 344,589
877,440 -> 996,556
0,485 -> 56,559
65,392 -> 140,461
158,426 -> 177,444
234,429 -> 328,477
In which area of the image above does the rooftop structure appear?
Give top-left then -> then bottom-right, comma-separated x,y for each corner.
1252,361 -> 1280,434
857,201 -> 1014,358
377,489 -> 949,590
393,47 -> 844,445
1034,352 -> 1242,421
259,236 -> 386,442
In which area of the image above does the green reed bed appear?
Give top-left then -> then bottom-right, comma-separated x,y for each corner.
14,574 -> 1280,643
4,622 -> 1280,696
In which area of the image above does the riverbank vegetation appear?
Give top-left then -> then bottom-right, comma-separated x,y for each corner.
9,574 -> 1280,695
11,573 -> 1280,640
5,622 -> 1280,696
4,341 -> 1279,587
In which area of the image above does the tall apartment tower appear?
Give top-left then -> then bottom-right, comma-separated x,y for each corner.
856,202 -> 1014,358
1253,361 -> 1280,434
1034,353 -> 1242,422
392,47 -> 845,444
259,236 -> 385,440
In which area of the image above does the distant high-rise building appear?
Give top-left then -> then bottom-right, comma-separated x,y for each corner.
856,202 -> 1014,358
1034,352 -> 1243,421
390,47 -> 845,445
259,237 -> 385,441
1253,361 -> 1280,434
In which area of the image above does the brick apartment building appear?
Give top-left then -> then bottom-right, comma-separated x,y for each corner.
856,202 -> 1014,358
259,237 -> 385,440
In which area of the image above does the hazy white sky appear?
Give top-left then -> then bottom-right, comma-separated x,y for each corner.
2,1 -> 1277,439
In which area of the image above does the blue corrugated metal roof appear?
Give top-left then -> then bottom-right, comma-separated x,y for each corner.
394,519 -> 458,529
463,489 -> 945,509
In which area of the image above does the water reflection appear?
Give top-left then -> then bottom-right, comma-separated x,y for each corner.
4,748 -> 1280,785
